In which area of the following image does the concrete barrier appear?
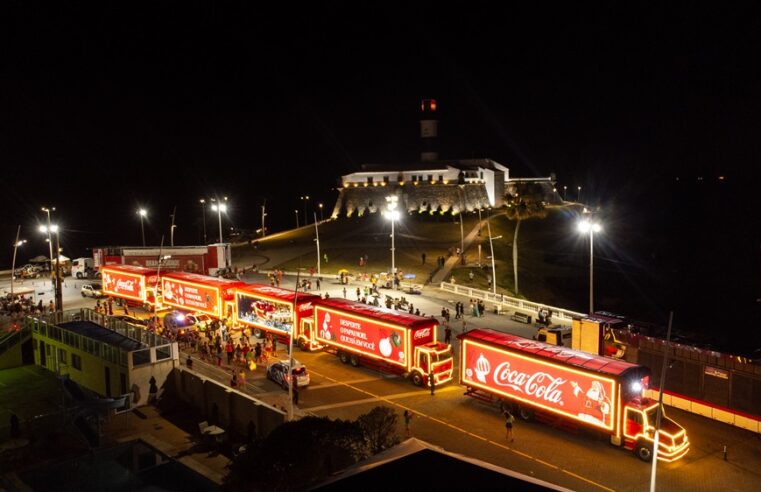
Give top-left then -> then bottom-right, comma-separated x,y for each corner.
170,367 -> 286,439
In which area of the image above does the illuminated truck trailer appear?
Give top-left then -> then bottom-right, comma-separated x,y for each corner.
313,299 -> 454,387
161,271 -> 244,319
234,284 -> 320,341
101,265 -> 161,307
459,329 -> 689,462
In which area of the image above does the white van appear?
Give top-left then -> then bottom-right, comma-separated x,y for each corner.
71,257 -> 95,279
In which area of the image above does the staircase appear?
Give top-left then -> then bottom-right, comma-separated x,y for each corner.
0,322 -> 32,369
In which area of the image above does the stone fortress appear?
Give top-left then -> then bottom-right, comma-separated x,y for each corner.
331,99 -> 559,219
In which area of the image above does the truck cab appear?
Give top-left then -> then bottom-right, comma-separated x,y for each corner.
411,342 -> 454,386
622,398 -> 689,462
72,257 -> 95,279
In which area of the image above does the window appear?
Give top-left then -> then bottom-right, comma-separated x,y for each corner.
427,175 -> 433,182
58,348 -> 67,365
383,176 -> 389,183
72,354 -> 82,370
120,373 -> 127,395
438,175 -> 443,182
367,176 -> 373,183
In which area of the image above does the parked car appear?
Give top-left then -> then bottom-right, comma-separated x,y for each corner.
163,310 -> 213,332
112,314 -> 148,326
81,283 -> 104,298
266,359 -> 310,390
15,264 -> 42,279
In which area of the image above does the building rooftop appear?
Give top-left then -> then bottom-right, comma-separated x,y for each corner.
58,320 -> 146,352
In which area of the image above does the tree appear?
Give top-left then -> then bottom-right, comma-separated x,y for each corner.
357,406 -> 401,453
504,183 -> 547,295
224,416 -> 367,492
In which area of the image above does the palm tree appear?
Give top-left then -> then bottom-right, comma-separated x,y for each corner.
504,184 -> 547,295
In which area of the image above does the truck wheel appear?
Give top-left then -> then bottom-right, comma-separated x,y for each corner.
81,292 -> 86,298
350,354 -> 360,367
253,328 -> 263,339
339,351 -> 350,364
76,272 -> 83,279
298,338 -> 308,351
635,443 -> 653,462
518,406 -> 534,422
411,371 -> 424,386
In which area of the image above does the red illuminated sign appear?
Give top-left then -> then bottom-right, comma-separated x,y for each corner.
162,278 -> 221,317
462,338 -> 617,430
101,268 -> 146,302
315,307 -> 408,367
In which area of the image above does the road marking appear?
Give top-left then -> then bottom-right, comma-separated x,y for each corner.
309,376 -> 394,389
308,367 -> 615,492
304,386 -> 460,412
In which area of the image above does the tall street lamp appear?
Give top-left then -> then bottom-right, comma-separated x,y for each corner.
170,205 -> 177,247
458,211 -> 465,265
41,206 -> 55,275
384,196 -> 400,290
300,195 -> 310,225
578,215 -> 602,314
211,201 -> 227,243
137,209 -> 147,246
486,218 -> 502,295
10,226 -> 26,298
39,224 -> 62,311
314,212 -> 321,276
577,186 -> 582,203
563,185 -> 567,200
199,199 -> 207,244
294,209 -> 300,229
318,203 -> 324,222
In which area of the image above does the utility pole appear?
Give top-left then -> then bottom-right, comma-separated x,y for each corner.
650,312 -> 674,491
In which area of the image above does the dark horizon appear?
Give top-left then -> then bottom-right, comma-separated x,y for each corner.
2,4 -> 760,347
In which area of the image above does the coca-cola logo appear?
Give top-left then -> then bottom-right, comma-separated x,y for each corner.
115,279 -> 137,293
413,327 -> 431,340
493,361 -> 566,404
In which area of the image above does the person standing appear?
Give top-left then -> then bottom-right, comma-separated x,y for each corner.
444,325 -> 452,344
503,408 -> 515,442
429,371 -> 435,396
421,252 -> 426,264
343,287 -> 347,299
292,377 -> 299,405
186,355 -> 193,370
403,410 -> 414,437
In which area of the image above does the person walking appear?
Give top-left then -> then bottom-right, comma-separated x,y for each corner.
444,325 -> 452,345
421,252 -> 426,265
254,342 -> 262,363
429,371 -> 435,396
503,408 -> 515,442
225,341 -> 234,365
292,378 -> 299,405
343,287 -> 347,299
403,410 -> 414,438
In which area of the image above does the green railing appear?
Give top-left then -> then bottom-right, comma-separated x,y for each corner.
0,324 -> 31,357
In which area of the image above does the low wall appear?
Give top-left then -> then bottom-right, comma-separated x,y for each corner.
439,282 -> 584,325
646,388 -> 761,434
168,367 -> 285,439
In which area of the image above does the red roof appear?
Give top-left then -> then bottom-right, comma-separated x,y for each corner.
101,264 -> 160,276
314,298 -> 437,330
236,283 -> 321,304
161,271 -> 246,291
461,329 -> 640,378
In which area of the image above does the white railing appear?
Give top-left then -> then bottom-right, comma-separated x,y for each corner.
439,282 -> 584,325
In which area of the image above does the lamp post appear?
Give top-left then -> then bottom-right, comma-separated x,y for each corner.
211,201 -> 227,243
486,219 -> 502,295
10,226 -> 26,298
261,201 -> 267,238
563,185 -> 567,200
577,186 -> 582,203
39,224 -> 62,311
384,196 -> 400,290
41,207 -> 55,275
170,205 -> 177,247
314,212 -> 321,276
300,195 -> 310,225
199,199 -> 207,244
577,215 -> 602,314
318,203 -> 324,222
137,209 -> 147,246
294,209 -> 300,229
459,211 -> 465,265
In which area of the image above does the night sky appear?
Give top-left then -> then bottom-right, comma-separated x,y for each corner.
2,4 -> 760,343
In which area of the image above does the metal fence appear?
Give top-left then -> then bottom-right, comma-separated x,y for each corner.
439,282 -> 585,325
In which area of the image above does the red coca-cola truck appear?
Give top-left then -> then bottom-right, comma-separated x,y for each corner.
234,284 -> 321,342
459,329 -> 689,462
312,298 -> 454,387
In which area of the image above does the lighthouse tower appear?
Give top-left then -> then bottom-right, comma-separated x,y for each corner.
420,99 -> 439,162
